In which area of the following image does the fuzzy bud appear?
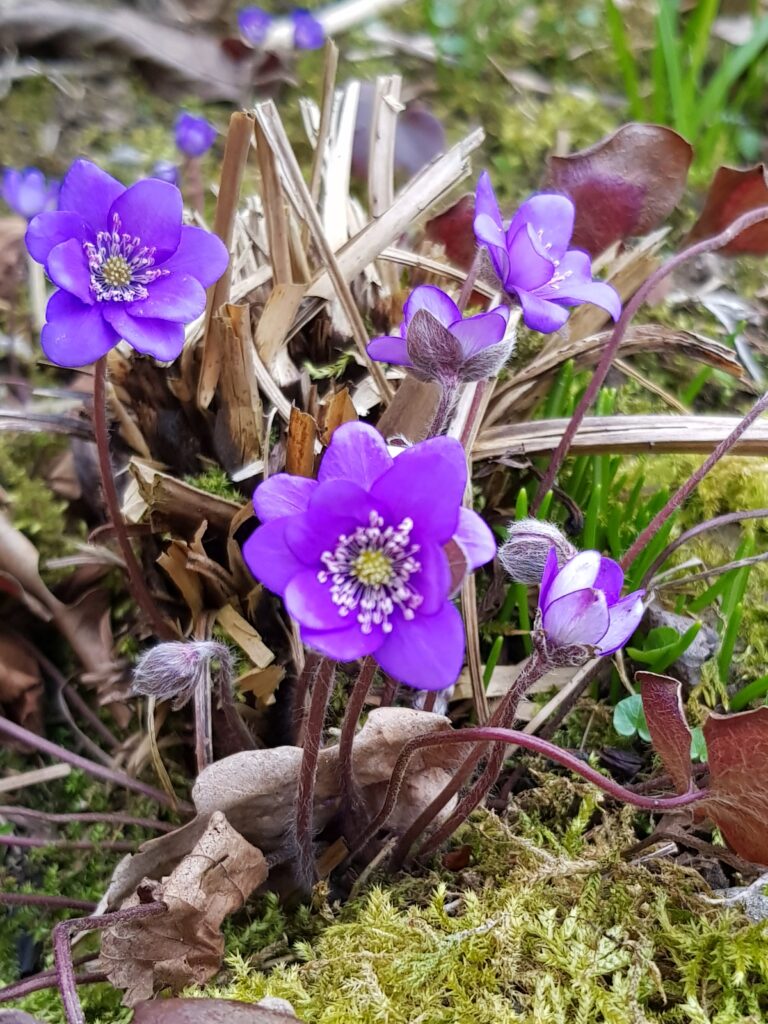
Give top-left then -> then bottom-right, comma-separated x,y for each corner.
498,518 -> 576,585
131,641 -> 233,710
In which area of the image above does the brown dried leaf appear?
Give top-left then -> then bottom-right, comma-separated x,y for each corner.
0,635 -> 43,734
544,124 -> 692,256
133,997 -> 297,1023
320,387 -> 358,446
98,812 -> 267,1006
286,407 -> 317,478
213,304 -> 263,475
130,461 -> 240,538
376,375 -> 440,443
686,164 -> 768,254
637,671 -> 694,794
215,604 -> 274,669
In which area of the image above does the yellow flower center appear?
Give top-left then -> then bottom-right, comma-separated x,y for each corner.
352,549 -> 393,586
100,255 -> 133,287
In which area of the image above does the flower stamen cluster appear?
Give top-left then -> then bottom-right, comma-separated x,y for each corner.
319,511 -> 423,634
84,214 -> 167,302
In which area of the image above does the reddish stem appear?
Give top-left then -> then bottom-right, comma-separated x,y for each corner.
0,806 -> 174,832
0,892 -> 97,912
93,356 -> 175,640
531,205 -> 768,514
0,970 -> 105,1004
338,656 -> 377,833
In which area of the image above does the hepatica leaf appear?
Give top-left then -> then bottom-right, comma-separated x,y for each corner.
637,671 -> 694,794
613,693 -> 651,742
686,164 -> 768,254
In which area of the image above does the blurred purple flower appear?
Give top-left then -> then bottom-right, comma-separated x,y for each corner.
25,159 -> 229,366
150,160 -> 180,186
2,168 -> 59,220
174,112 -> 217,158
242,421 -> 496,690
367,284 -> 512,383
473,171 -> 621,334
238,5 -> 272,45
537,548 -> 644,659
293,8 -> 324,49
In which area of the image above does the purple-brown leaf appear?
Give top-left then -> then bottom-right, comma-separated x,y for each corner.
544,123 -> 693,256
424,194 -> 476,270
686,164 -> 768,253
637,671 -> 694,794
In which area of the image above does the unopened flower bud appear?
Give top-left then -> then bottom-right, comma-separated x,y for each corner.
498,518 -> 577,584
132,641 -> 232,710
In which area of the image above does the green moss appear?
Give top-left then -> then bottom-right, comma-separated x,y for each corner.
185,466 -> 243,504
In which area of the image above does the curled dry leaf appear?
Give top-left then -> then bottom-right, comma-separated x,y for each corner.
97,812 -> 267,1006
544,123 -> 693,256
686,164 -> 768,254
133,997 -> 297,1023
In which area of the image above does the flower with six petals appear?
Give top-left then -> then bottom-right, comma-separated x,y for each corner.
473,171 -> 621,334
26,159 -> 229,366
242,421 -> 496,690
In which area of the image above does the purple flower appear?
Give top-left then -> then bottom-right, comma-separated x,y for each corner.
293,8 -> 324,49
367,284 -> 512,383
174,112 -> 217,158
2,168 -> 59,220
238,5 -> 272,45
25,159 -> 229,367
537,548 -> 644,658
150,160 -> 180,186
473,171 -> 621,334
242,421 -> 496,690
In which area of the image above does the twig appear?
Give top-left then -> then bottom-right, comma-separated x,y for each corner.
0,834 -> 134,852
0,763 -> 71,792
0,806 -> 174,832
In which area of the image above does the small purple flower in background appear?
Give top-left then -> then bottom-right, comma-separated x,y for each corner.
150,160 -> 180,186
367,284 -> 512,383
537,547 -> 644,661
174,112 -> 217,158
25,159 -> 229,366
242,421 -> 496,690
474,171 -> 621,334
2,168 -> 59,220
292,8 -> 324,49
238,5 -> 272,45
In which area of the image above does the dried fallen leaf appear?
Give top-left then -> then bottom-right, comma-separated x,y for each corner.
686,164 -> 768,254
286,407 -> 317,478
637,671 -> 694,795
0,635 -> 43,734
133,997 -> 297,1022
544,124 -> 693,256
98,812 -> 267,1006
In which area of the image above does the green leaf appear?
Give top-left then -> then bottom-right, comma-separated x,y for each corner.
690,726 -> 707,762
614,693 -> 651,742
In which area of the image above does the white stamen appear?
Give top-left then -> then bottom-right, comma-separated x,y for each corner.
84,213 -> 168,302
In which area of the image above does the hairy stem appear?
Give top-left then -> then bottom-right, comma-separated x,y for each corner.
531,205 -> 768,514
0,892 -> 97,912
294,655 -> 337,890
352,727 -> 707,866
383,652 -> 547,869
0,970 -> 104,1005
457,249 -> 484,311
338,656 -> 377,836
430,376 -> 460,436
93,356 -> 174,640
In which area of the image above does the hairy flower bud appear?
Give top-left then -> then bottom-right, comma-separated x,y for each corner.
498,518 -> 577,584
132,641 -> 233,710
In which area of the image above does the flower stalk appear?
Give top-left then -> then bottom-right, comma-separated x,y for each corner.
338,655 -> 377,836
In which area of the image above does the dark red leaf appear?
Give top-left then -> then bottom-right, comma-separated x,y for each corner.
424,194 -> 476,269
544,123 -> 693,256
686,164 -> 768,254
442,844 -> 472,870
133,998 -> 296,1023
700,707 -> 768,866
352,83 -> 445,182
637,671 -> 694,795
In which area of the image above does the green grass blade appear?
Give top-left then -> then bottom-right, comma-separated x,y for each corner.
605,0 -> 645,118
656,0 -> 687,133
691,15 -> 768,136
683,0 -> 719,90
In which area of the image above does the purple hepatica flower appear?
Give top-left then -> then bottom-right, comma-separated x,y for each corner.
25,159 -> 229,367
174,112 -> 217,158
242,421 -> 496,690
150,160 -> 180,186
293,8 -> 324,49
238,6 -> 272,45
367,284 -> 512,383
3,168 -> 59,220
537,547 -> 644,661
473,171 -> 621,334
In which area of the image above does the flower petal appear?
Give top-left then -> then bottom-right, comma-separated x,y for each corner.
58,160 -> 124,232
537,250 -> 622,321
595,591 -> 645,654
542,588 -> 609,648
159,225 -> 229,287
370,435 -> 466,544
506,193 -> 574,261
403,284 -> 461,331
515,289 -> 571,334
412,541 -> 451,615
26,211 -> 90,265
505,224 -> 558,292
103,305 -> 184,361
40,291 -> 118,367
47,238 -> 94,305
449,310 -> 509,358
126,274 -> 206,323
545,550 -> 601,608
539,546 -> 560,609
452,508 -> 496,570
242,517 -> 305,595
253,474 -> 318,522
375,602 -> 465,691
301,622 -> 384,661
367,335 -> 412,366
285,480 -> 382,564
109,180 -> 182,261
473,171 -> 505,247
318,421 -> 393,489
285,568 -> 350,630
593,556 -> 624,606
